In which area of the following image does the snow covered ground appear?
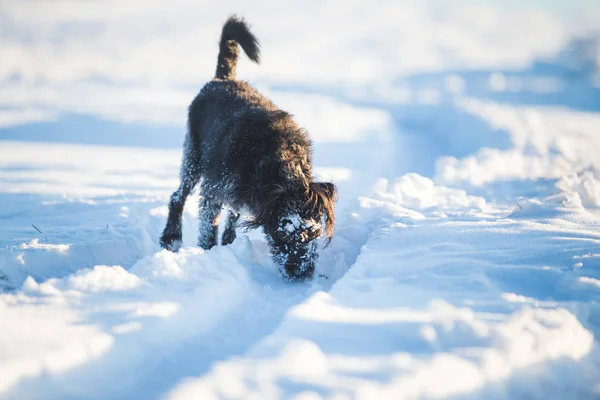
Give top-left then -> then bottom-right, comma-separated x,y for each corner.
1,1 -> 600,399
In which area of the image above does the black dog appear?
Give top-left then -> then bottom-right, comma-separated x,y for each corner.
160,16 -> 337,280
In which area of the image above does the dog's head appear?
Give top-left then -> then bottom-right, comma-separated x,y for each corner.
244,181 -> 337,280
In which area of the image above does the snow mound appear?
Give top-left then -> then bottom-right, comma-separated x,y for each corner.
371,173 -> 488,212
18,238 -> 70,253
508,170 -> 600,217
556,170 -> 600,208
436,100 -> 600,186
353,174 -> 493,225
67,265 -> 141,293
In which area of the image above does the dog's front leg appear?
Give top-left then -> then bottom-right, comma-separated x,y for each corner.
161,183 -> 194,252
198,197 -> 221,250
160,136 -> 201,252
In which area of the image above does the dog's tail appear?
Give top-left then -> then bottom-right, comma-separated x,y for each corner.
215,15 -> 260,80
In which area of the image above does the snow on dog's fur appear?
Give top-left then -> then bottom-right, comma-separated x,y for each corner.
160,15 -> 337,280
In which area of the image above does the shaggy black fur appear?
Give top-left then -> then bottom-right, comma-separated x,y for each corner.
160,15 -> 338,280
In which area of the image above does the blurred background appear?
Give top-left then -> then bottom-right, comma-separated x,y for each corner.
1,0 -> 598,144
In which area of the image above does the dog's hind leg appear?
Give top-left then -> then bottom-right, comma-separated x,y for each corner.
160,138 -> 201,252
197,194 -> 221,250
221,210 -> 241,246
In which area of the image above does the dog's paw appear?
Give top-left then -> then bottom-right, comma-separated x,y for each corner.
160,236 -> 182,252
280,264 -> 315,282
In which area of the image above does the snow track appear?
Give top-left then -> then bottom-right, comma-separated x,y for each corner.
166,180 -> 600,399
0,190 -> 376,400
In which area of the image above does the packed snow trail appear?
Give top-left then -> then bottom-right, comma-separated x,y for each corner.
1,243 -> 317,399
0,183 -> 380,399
167,176 -> 600,399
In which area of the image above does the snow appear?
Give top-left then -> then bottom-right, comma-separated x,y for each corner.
435,99 -> 600,186
2,1 -> 600,399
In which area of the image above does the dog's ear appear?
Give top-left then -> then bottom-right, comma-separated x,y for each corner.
308,181 -> 338,241
251,183 -> 285,206
243,183 -> 285,229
